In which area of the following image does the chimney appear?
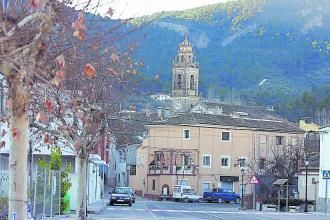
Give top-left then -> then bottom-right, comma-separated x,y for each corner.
164,107 -> 171,118
157,107 -> 162,119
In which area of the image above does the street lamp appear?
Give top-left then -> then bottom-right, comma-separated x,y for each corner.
240,167 -> 246,209
304,155 -> 310,213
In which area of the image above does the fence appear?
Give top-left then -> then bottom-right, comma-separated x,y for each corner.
0,171 -> 8,198
32,167 -> 61,218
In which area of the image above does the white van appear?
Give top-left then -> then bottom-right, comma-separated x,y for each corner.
173,185 -> 203,203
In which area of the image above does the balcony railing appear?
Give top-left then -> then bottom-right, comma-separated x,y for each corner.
148,164 -> 195,175
173,165 -> 193,174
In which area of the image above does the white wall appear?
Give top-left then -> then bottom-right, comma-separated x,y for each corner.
318,127 -> 330,212
298,172 -> 319,201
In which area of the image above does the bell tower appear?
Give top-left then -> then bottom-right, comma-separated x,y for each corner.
171,33 -> 200,112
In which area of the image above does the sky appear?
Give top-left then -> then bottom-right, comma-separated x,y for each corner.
72,0 -> 234,19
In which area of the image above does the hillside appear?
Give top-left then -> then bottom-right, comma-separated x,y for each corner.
127,0 -> 330,120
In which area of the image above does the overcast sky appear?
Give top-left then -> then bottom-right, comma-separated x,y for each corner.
72,0 -> 234,19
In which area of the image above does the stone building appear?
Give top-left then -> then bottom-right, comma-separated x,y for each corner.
171,33 -> 200,112
130,112 -> 304,199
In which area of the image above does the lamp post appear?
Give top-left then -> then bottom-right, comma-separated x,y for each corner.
240,168 -> 245,209
304,156 -> 310,213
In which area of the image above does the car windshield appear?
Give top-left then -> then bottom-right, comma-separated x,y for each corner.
113,188 -> 130,194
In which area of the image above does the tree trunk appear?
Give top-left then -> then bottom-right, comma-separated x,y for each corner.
8,77 -> 29,220
76,150 -> 87,219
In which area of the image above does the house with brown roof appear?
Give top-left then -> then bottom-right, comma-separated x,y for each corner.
130,112 -> 304,200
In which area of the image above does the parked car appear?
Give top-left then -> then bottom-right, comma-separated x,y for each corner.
203,188 -> 240,203
173,185 -> 203,203
126,187 -> 136,203
109,187 -> 133,206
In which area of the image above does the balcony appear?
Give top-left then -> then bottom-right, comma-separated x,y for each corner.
173,165 -> 193,175
149,165 -> 171,174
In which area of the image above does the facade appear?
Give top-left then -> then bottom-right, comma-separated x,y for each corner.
318,126 -> 330,212
171,34 -> 199,112
0,120 -> 108,210
297,120 -> 320,202
130,113 -> 304,199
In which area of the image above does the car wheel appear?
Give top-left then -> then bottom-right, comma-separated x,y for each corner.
110,202 -> 114,206
174,198 -> 179,202
183,197 -> 188,203
235,198 -> 240,204
133,199 -> 135,203
218,198 -> 223,203
129,201 -> 132,206
198,198 -> 203,203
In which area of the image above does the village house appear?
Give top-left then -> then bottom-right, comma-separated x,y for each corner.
130,112 -> 304,199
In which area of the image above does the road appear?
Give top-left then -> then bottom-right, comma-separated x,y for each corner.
88,197 -> 330,220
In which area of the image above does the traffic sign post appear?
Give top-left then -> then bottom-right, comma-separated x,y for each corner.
250,176 -> 260,210
322,170 -> 330,215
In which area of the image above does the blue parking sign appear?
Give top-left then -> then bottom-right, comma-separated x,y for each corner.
322,170 -> 330,179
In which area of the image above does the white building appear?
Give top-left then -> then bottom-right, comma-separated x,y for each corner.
0,122 -> 106,211
318,126 -> 330,213
150,93 -> 171,102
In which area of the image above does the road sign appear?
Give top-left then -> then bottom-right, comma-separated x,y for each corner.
250,176 -> 259,184
322,170 -> 330,179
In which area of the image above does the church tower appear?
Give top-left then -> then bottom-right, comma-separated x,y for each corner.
171,33 -> 200,112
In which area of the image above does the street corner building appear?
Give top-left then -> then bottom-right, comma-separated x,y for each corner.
129,112 -> 304,200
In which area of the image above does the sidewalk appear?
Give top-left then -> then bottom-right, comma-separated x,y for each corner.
87,199 -> 108,214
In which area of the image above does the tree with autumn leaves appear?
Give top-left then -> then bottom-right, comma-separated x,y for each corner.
0,0 -> 139,219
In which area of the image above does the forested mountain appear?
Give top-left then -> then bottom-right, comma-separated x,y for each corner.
112,0 -> 330,123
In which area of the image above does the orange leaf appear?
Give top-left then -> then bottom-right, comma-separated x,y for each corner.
56,54 -> 65,69
55,70 -> 66,80
44,134 -> 51,144
12,128 -> 20,140
83,63 -> 96,79
1,129 -> 7,137
29,0 -> 47,10
45,99 -> 52,112
73,30 -> 85,41
107,7 -> 114,17
36,112 -> 48,123
0,141 -> 5,149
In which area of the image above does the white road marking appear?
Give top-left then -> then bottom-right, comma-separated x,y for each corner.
202,212 -> 225,219
106,207 -> 323,217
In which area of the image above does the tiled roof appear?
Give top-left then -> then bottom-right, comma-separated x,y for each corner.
108,112 -> 160,146
150,113 -> 303,133
194,102 -> 282,120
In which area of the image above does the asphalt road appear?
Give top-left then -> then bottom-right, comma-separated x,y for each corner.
89,197 -> 330,220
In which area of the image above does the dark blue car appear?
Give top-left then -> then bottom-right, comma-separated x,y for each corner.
203,188 -> 240,203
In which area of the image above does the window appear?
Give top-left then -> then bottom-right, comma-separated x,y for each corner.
152,179 -> 156,191
221,156 -> 230,168
221,132 -> 230,141
276,136 -> 284,145
183,155 -> 190,166
190,75 -> 194,90
177,74 -> 182,89
130,165 -> 136,175
183,129 -> 190,139
238,157 -> 247,168
203,155 -> 211,168
259,158 -> 265,169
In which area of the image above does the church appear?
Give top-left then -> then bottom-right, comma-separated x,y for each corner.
171,33 -> 200,113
